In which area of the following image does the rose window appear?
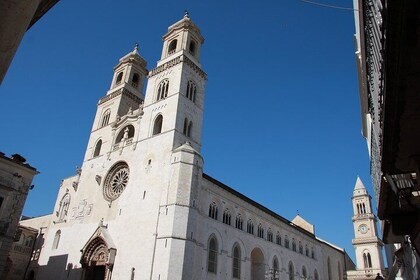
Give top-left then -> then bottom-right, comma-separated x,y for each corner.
103,163 -> 129,201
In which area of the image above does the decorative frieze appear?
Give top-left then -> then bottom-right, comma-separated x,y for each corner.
148,55 -> 207,80
98,88 -> 142,106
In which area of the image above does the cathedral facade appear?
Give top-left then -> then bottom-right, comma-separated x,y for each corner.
21,15 -> 355,280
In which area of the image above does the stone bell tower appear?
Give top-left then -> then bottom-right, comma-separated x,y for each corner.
347,177 -> 387,279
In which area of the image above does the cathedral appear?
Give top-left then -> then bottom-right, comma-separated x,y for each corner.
18,15 -> 385,280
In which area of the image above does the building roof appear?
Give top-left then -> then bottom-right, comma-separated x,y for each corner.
0,152 -> 38,173
203,173 -> 347,253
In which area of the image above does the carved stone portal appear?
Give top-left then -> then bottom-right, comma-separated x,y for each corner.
81,237 -> 110,280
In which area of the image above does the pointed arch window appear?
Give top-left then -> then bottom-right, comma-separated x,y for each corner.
273,257 -> 279,278
257,224 -> 264,238
292,238 -> 296,251
208,202 -> 218,220
116,72 -> 123,85
285,235 -> 290,248
288,261 -> 295,280
93,139 -> 102,158
100,109 -> 111,128
314,270 -> 319,280
305,245 -> 309,257
267,229 -> 273,242
276,232 -> 282,246
57,194 -> 70,222
247,220 -> 254,235
52,230 -> 61,250
153,115 -> 163,135
232,244 -> 241,278
299,241 -> 303,254
222,209 -> 231,225
302,266 -> 307,279
208,237 -> 218,273
168,40 -> 177,55
183,118 -> 193,138
186,80 -> 197,103
157,79 -> 169,101
311,247 -> 315,259
235,214 -> 243,230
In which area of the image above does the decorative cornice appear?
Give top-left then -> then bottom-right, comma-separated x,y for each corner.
149,56 -> 182,77
98,88 -> 142,105
148,55 -> 207,80
183,55 -> 207,79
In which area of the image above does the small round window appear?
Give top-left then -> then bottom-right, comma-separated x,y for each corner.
103,162 -> 129,201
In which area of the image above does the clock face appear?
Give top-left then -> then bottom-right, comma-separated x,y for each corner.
358,224 -> 368,234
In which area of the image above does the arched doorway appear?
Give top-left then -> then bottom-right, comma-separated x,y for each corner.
81,237 -> 110,280
251,247 -> 265,280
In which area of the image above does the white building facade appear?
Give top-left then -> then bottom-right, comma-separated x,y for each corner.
21,15 -> 353,280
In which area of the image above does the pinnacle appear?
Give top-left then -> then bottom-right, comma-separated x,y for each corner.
354,176 -> 366,190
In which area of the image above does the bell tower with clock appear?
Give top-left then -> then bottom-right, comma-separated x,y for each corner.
350,177 -> 386,279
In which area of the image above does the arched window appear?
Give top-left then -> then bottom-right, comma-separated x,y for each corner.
186,80 -> 197,103
222,209 -> 231,225
168,40 -> 177,55
314,270 -> 319,280
257,224 -> 264,238
311,247 -> 315,259
235,214 -> 243,230
157,79 -> 169,101
189,40 -> 196,55
247,220 -> 254,235
100,109 -> 111,128
363,252 -> 372,268
58,194 -> 70,222
132,73 -> 140,88
305,245 -> 309,257
153,115 -> 163,135
52,230 -> 61,249
25,236 -> 34,247
208,237 -> 218,273
183,118 -> 193,137
327,257 -> 332,280
116,72 -> 123,85
276,232 -> 281,245
362,203 -> 367,214
302,266 -> 307,279
285,235 -> 290,248
289,261 -> 295,280
93,139 -> 102,157
208,202 -> 218,220
267,229 -> 273,242
116,125 -> 135,143
292,238 -> 296,251
232,244 -> 241,278
299,241 -> 303,254
273,257 -> 279,277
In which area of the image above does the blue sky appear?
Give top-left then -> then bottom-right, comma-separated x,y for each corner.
0,0 -> 373,262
